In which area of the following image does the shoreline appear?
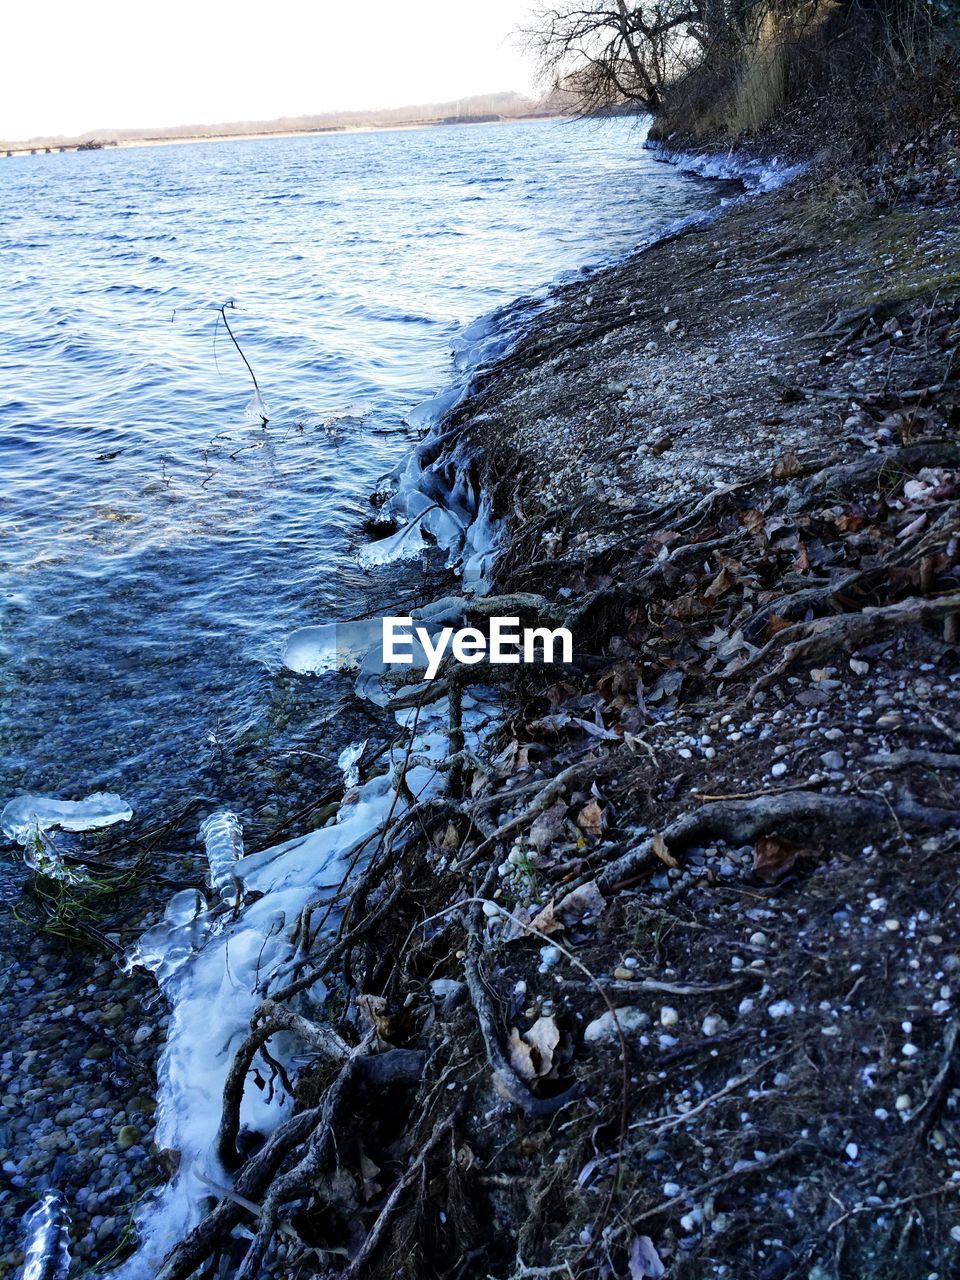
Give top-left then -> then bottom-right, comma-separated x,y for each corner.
3,145 -> 960,1276
1,112 -> 565,158
221,157 -> 960,1277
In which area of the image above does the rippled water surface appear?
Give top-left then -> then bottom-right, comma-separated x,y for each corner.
0,118 -> 727,869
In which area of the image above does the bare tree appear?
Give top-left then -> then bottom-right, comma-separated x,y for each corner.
525,0 -> 712,111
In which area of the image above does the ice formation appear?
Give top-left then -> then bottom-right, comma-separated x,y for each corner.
113,684 -> 495,1277
18,1190 -> 71,1280
1,792 -> 133,844
337,740 -> 367,789
1,791 -> 133,883
198,810 -> 245,904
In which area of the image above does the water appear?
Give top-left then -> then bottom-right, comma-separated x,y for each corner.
0,117 -> 728,886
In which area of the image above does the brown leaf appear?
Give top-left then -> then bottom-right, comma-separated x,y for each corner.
508,1015 -> 561,1080
704,566 -> 735,600
765,614 -> 792,638
651,833 -> 680,869
753,834 -> 817,884
577,799 -> 604,838
529,899 -> 562,935
668,592 -> 707,622
524,1015 -> 561,1076
528,800 -> 568,853
556,880 -> 605,923
507,1029 -> 538,1081
772,450 -> 802,479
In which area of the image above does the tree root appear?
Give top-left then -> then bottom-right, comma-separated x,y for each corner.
217,999 -> 350,1170
744,591 -> 960,699
465,889 -> 584,1117
597,790 -> 960,892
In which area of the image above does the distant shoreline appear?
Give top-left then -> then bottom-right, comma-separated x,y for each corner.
1,112 -> 567,158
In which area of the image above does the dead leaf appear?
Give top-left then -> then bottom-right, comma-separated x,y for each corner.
524,1015 -> 560,1076
528,800 -> 568,853
753,834 -> 817,884
577,799 -> 604,838
651,833 -> 680,869
508,1015 -> 561,1080
556,880 -> 605,923
772,450 -> 802,479
704,566 -> 735,600
529,899 -> 562,935
507,1028 -> 538,1081
629,1234 -> 666,1279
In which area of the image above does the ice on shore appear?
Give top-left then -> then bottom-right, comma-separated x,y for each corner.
282,616 -> 383,676
199,810 -> 245,904
18,1189 -> 71,1280
337,740 -> 366,789
1,792 -> 133,844
124,889 -> 211,985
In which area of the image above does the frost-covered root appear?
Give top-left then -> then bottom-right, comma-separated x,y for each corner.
18,1189 -> 71,1280
198,810 -> 244,905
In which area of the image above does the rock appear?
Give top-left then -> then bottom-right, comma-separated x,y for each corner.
584,1007 -> 650,1043
820,751 -> 845,770
116,1126 -> 139,1151
660,1006 -> 679,1028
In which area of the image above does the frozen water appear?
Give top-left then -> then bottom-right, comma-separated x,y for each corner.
18,1189 -> 71,1280
199,811 -> 245,904
337,741 -> 367,789
282,617 -> 383,676
1,792 -> 133,844
124,889 -> 211,985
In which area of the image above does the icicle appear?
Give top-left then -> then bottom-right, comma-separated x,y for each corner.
337,740 -> 367,789
17,1190 -> 71,1280
199,810 -> 244,905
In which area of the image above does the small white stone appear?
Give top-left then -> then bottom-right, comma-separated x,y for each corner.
738,997 -> 755,1016
660,1006 -> 679,1028
663,1181 -> 682,1197
771,762 -> 788,778
895,1093 -> 912,1112
902,1042 -> 920,1057
845,1142 -> 859,1160
768,1000 -> 795,1020
749,932 -> 768,947
701,1015 -> 723,1037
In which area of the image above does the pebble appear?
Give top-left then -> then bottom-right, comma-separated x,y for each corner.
768,1000 -> 795,1019
660,1006 -> 679,1028
820,751 -> 845,770
584,1007 -> 650,1042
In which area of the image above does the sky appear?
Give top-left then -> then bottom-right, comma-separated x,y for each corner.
1,0 -> 542,142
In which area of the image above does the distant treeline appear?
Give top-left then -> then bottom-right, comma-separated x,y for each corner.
2,88 -> 579,153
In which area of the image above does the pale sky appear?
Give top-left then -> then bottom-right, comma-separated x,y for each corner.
1,0 -> 541,142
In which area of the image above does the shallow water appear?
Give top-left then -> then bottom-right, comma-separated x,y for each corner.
0,117 -> 729,887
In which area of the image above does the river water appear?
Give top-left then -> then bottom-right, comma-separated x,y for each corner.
0,118 -> 727,889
